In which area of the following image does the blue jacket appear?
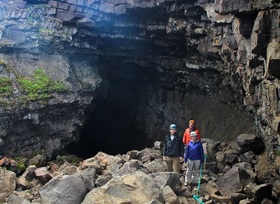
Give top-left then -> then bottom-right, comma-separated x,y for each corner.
184,140 -> 204,164
163,133 -> 184,158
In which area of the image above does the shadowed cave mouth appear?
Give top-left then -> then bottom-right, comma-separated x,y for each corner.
66,76 -> 155,159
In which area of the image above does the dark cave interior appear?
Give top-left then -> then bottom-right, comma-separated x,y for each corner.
66,77 -> 154,159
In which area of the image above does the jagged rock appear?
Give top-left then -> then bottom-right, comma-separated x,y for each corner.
28,154 -> 47,167
80,167 -> 96,190
215,0 -> 252,14
228,192 -> 247,204
252,183 -> 273,202
267,40 -> 280,80
117,159 -> 149,176
210,193 -> 230,203
138,148 -> 162,161
1,138 -> 280,203
80,151 -> 123,174
81,171 -> 163,204
239,198 -> 255,204
215,151 -> 225,163
144,199 -> 163,204
217,162 -> 225,172
0,168 -> 16,202
234,162 -> 256,179
206,161 -> 219,174
154,141 -> 163,150
141,154 -> 152,163
162,185 -> 179,204
204,4 -> 234,24
204,180 -> 219,195
58,161 -> 78,175
251,11 -> 270,57
6,194 -> 31,204
272,179 -> 280,196
221,164 -> 231,173
236,134 -> 265,154
34,167 -> 52,184
39,174 -> 88,204
271,116 -> 280,134
255,153 -> 278,183
206,170 -> 219,181
49,162 -> 60,176
151,172 -> 180,192
105,159 -> 124,176
0,51 -> 101,159
17,165 -> 37,189
261,198 -> 274,204
143,159 -> 167,173
243,182 -> 258,198
216,166 -> 254,196
95,172 -> 112,187
225,153 -> 237,164
127,150 -> 139,159
239,151 -> 256,163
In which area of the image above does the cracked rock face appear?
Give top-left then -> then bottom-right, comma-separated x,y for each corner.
0,0 -> 279,158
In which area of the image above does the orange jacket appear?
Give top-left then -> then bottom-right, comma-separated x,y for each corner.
183,128 -> 201,145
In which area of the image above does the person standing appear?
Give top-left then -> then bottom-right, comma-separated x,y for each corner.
184,131 -> 204,185
163,124 -> 184,173
183,119 -> 201,146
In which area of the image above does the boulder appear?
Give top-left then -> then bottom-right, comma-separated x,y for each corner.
39,174 -> 87,204
151,172 -> 180,192
81,171 -> 163,204
252,183 -> 273,202
80,167 -> 96,190
267,40 -> 280,80
215,0 -> 252,14
34,167 -> 52,185
162,185 -> 179,204
255,153 -> 278,183
17,165 -> 37,189
236,134 -> 264,154
228,192 -> 247,204
216,166 -> 253,196
6,194 -> 31,204
143,159 -> 167,173
0,168 -> 16,202
95,172 -> 112,187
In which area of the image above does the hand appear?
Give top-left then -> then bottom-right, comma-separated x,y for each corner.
179,157 -> 184,163
163,156 -> 166,161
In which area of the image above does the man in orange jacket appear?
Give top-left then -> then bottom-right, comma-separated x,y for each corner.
183,119 -> 201,146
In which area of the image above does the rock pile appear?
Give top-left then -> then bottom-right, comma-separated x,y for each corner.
0,133 -> 279,203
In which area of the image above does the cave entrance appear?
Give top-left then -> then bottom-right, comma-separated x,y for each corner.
65,61 -> 259,159
66,77 -> 154,159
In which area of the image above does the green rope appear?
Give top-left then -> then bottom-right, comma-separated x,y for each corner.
193,194 -> 204,204
192,155 -> 207,204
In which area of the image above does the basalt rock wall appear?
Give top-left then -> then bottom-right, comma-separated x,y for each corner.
0,0 -> 279,159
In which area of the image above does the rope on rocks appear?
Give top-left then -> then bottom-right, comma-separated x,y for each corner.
193,155 -> 207,204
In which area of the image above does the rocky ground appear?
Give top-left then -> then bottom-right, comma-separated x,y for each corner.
0,133 -> 279,204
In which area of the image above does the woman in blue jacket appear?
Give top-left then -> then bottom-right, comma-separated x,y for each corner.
184,131 -> 204,185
